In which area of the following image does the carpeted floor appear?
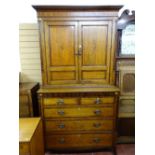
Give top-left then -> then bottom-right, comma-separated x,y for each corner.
45,144 -> 135,155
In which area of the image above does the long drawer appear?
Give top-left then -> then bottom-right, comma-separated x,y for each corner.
45,119 -> 113,133
46,133 -> 113,149
44,107 -> 114,118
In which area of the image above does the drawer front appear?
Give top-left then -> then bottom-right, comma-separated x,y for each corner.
81,97 -> 114,105
45,119 -> 113,133
19,143 -> 29,155
46,133 -> 112,149
44,107 -> 114,118
43,98 -> 79,106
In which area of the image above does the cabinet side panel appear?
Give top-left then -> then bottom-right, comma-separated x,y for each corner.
30,120 -> 44,155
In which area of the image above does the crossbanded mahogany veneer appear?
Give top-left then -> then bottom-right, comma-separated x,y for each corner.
33,5 -> 121,154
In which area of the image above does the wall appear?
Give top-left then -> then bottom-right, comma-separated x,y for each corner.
19,23 -> 42,83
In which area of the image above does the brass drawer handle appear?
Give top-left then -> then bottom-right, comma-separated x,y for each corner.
93,123 -> 101,128
58,123 -> 65,129
95,98 -> 102,104
58,138 -> 65,144
57,110 -> 65,115
93,138 -> 101,143
57,99 -> 64,105
94,109 -> 102,115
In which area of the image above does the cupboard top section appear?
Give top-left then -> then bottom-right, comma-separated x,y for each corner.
32,5 -> 123,18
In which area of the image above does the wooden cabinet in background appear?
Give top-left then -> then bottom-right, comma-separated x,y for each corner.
118,64 -> 135,118
19,118 -> 44,155
33,5 -> 122,154
116,9 -> 135,143
19,82 -> 39,117
117,60 -> 135,143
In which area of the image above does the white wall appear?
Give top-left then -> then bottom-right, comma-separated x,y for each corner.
19,23 -> 42,83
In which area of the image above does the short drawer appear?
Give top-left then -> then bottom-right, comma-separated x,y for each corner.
19,143 -> 29,155
45,119 -> 113,133
44,107 -> 114,118
46,133 -> 112,149
43,98 -> 79,106
81,97 -> 114,105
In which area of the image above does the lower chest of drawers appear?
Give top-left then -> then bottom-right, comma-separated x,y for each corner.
38,92 -> 118,150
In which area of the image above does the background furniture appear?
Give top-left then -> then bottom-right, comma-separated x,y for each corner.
117,60 -> 135,143
33,5 -> 122,154
19,117 -> 44,155
19,82 -> 39,117
116,10 -> 135,143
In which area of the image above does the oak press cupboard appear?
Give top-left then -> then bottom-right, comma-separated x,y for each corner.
33,5 -> 122,154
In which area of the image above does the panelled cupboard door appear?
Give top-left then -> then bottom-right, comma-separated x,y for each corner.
79,21 -> 113,84
44,21 -> 79,84
42,20 -> 114,85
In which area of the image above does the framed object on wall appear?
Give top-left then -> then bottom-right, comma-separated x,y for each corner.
117,10 -> 135,58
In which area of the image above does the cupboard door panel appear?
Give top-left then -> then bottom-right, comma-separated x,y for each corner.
82,26 -> 107,66
50,26 -> 75,66
44,21 -> 78,84
79,21 -> 112,84
82,71 -> 106,80
50,71 -> 75,81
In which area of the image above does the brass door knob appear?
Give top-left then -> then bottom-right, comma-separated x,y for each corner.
78,44 -> 82,55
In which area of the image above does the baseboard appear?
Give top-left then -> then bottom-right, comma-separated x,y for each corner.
117,136 -> 135,144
